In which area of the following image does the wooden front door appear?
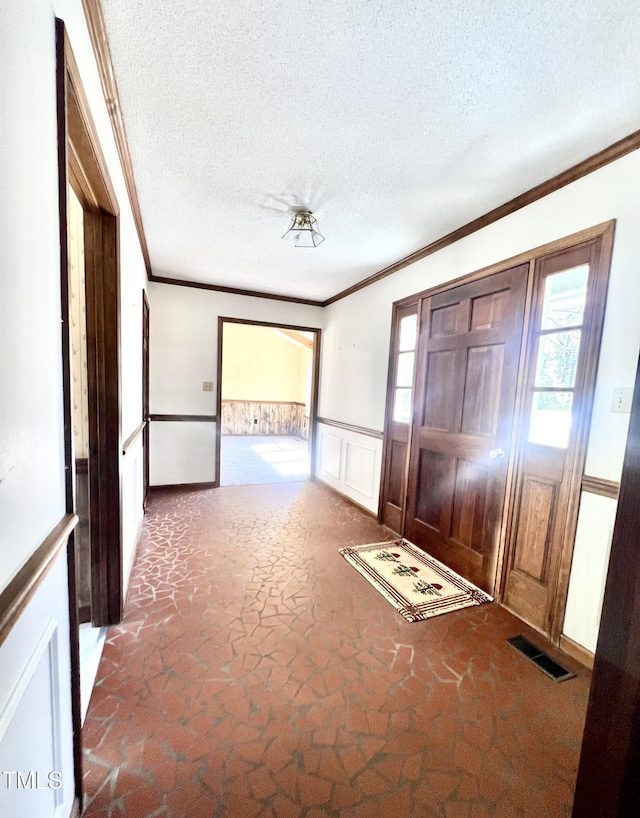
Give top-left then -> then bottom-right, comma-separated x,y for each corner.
404,265 -> 528,593
502,238 -> 611,639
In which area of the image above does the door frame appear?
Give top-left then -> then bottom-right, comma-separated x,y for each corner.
380,220 -> 615,617
215,317 -> 322,487
142,290 -> 150,507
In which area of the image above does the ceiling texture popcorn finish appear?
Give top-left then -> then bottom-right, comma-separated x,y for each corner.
100,0 -> 640,302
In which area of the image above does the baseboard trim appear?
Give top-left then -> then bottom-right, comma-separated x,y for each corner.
315,477 -> 377,519
150,481 -> 218,491
560,634 -> 595,670
124,514 -> 145,606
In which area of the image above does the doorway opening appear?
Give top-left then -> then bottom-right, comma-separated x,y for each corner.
216,319 -> 320,487
57,19 -> 125,799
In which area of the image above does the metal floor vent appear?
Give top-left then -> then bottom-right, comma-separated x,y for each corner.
507,635 -> 576,682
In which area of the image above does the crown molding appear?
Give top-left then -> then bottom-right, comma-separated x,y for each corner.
81,0 -> 151,276
76,4 -> 640,307
148,274 -> 324,307
322,129 -> 640,306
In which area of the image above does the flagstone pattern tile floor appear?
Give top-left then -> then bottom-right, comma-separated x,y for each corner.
82,482 -> 591,818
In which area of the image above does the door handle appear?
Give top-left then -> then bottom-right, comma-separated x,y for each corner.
489,448 -> 505,459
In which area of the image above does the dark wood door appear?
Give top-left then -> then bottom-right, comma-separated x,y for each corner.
142,292 -> 150,507
380,303 -> 419,532
404,265 -> 528,593
502,239 -> 610,638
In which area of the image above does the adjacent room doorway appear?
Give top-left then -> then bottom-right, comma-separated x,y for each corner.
216,319 -> 321,487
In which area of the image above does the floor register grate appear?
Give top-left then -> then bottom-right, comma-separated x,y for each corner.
507,635 -> 576,682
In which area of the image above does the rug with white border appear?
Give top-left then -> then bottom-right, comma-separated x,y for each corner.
339,539 -> 492,622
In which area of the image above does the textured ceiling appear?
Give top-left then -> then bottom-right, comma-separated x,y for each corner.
101,0 -> 640,301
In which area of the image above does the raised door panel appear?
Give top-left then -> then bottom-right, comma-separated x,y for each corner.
405,264 -> 528,593
460,345 -> 504,437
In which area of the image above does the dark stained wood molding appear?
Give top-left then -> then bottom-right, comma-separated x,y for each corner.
317,417 -> 384,440
221,399 -> 306,407
149,413 -> 217,422
122,420 -> 146,454
573,348 -> 640,816
0,515 -> 78,649
62,27 -> 124,628
57,21 -> 84,805
392,221 -> 615,310
581,474 -> 620,500
76,458 -> 89,475
216,318 -> 322,486
220,316 -> 322,333
80,0 -> 151,275
149,274 -> 324,307
150,482 -> 218,491
323,132 -> 640,306
315,477 -> 377,519
559,634 -> 595,671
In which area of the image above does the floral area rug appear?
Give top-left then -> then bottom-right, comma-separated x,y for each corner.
339,539 -> 492,622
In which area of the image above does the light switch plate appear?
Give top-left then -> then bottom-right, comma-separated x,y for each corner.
611,387 -> 633,413
202,381 -> 214,392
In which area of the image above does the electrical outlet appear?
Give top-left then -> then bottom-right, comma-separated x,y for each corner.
611,387 -> 633,413
202,381 -> 213,392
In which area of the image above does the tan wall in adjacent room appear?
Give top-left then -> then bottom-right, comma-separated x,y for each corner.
222,323 -> 310,405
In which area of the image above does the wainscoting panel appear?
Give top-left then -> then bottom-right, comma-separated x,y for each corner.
344,441 -> 376,498
316,422 -> 383,514
221,401 -> 308,437
150,421 -> 217,486
319,433 -> 342,479
562,491 -> 617,655
0,551 -> 75,818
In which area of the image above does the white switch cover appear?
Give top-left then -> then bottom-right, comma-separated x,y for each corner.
611,387 -> 633,413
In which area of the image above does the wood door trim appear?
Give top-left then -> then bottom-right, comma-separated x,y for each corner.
317,417 -> 384,439
80,0 -> 151,275
61,23 -> 124,629
581,474 -> 620,499
0,514 -> 78,649
573,348 -> 640,816
122,420 -> 146,455
393,221 -> 616,310
216,318 -> 322,487
149,414 -> 217,422
549,225 -> 615,641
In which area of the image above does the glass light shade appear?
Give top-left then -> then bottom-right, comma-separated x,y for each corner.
282,210 -> 325,247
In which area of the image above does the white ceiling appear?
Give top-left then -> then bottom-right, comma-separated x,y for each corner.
101,0 -> 640,302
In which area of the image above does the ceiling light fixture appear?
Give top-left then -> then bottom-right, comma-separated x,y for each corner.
281,210 -> 325,248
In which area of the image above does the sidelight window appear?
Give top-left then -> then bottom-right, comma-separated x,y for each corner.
528,265 -> 589,448
393,313 -> 418,422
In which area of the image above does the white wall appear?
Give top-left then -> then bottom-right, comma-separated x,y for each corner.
319,149 -> 640,653
1,1 -> 148,815
148,282 -> 323,485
